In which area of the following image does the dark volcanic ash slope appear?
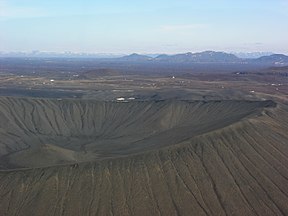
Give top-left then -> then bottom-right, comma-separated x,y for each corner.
0,97 -> 270,169
0,97 -> 288,216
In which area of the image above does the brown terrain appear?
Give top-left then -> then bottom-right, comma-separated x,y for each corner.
0,59 -> 288,216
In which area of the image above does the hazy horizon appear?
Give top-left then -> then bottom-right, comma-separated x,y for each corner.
1,0 -> 288,54
0,50 -> 280,57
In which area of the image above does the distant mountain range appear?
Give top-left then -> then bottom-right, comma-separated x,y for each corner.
1,51 -> 288,65
119,51 -> 288,65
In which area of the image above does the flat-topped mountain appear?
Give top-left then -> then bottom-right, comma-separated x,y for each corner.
155,51 -> 240,63
253,54 -> 288,65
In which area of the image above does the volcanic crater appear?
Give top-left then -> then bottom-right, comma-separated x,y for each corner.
1,97 -> 288,216
0,97 -> 275,169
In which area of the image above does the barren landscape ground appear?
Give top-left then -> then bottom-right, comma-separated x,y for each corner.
0,58 -> 288,215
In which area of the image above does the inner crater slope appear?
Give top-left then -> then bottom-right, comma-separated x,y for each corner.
0,97 -> 275,169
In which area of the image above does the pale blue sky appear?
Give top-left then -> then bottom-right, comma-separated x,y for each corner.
1,0 -> 287,54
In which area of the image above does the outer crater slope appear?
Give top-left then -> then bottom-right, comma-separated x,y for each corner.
0,97 -> 288,216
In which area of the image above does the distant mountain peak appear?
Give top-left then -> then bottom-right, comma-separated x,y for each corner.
128,53 -> 142,57
120,53 -> 152,61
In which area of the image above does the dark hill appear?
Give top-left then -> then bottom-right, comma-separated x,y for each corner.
0,97 -> 288,215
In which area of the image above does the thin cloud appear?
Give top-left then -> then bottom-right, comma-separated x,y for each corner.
0,1 -> 47,19
160,24 -> 207,32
